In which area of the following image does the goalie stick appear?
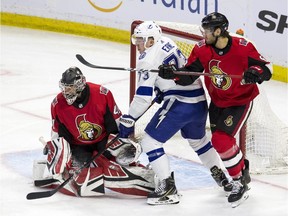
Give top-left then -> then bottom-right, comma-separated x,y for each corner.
26,134 -> 120,200
76,54 -> 242,79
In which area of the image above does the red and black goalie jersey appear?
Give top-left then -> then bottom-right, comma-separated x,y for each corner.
51,82 -> 122,146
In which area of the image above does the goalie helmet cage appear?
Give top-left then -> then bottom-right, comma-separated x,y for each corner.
129,20 -> 288,174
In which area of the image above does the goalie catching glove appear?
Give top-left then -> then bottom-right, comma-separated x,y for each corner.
107,134 -> 142,166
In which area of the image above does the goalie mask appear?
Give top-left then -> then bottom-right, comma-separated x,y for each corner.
59,67 -> 86,105
131,21 -> 162,48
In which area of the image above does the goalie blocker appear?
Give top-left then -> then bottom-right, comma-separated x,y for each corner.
33,135 -> 155,197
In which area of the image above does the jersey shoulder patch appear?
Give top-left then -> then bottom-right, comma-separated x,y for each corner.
239,38 -> 248,46
197,39 -> 206,48
100,86 -> 109,95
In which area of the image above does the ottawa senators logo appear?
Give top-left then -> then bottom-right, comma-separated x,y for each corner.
75,114 -> 102,141
224,115 -> 233,127
209,60 -> 232,90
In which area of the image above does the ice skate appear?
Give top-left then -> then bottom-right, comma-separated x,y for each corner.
228,176 -> 249,208
210,166 -> 233,194
147,172 -> 180,205
228,159 -> 251,208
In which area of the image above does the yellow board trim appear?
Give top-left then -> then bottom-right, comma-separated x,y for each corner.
272,65 -> 288,83
1,12 -> 287,83
0,12 -> 130,44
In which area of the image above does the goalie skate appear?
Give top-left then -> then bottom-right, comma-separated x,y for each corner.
147,172 -> 180,205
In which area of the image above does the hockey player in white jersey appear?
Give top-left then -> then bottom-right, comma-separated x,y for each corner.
119,21 -> 232,205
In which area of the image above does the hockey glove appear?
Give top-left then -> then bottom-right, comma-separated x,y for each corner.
107,134 -> 142,166
243,66 -> 264,84
119,114 -> 136,138
158,64 -> 177,80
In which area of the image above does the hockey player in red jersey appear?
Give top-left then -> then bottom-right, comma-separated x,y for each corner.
158,12 -> 272,207
33,67 -> 155,197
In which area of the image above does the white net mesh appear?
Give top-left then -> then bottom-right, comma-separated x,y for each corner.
131,21 -> 288,174
244,86 -> 288,174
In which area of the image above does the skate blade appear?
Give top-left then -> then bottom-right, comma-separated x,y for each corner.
147,194 -> 180,205
225,191 -> 230,197
230,192 -> 249,208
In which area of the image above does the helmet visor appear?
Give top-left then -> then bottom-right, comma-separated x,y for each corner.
131,34 -> 146,45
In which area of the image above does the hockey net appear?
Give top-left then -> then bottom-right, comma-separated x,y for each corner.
129,20 -> 288,174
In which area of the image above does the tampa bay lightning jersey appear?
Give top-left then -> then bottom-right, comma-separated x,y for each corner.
128,36 -> 206,119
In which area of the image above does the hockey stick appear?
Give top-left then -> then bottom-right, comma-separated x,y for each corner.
76,54 -> 242,79
26,134 -> 120,200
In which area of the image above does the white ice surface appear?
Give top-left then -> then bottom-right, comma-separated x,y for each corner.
1,26 -> 287,216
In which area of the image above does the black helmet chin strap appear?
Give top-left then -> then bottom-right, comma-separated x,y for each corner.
212,29 -> 220,46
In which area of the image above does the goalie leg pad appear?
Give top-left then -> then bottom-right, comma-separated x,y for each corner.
96,154 -> 155,196
46,137 -> 72,175
34,167 -> 105,197
104,165 -> 156,196
70,167 -> 105,197
33,159 -> 48,181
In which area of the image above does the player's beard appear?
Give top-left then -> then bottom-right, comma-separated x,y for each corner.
205,36 -> 217,45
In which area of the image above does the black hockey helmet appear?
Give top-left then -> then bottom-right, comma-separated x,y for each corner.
61,67 -> 84,84
201,12 -> 229,33
59,67 -> 86,105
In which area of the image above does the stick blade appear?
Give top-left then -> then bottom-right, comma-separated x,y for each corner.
76,54 -> 95,68
76,54 -> 86,64
75,54 -> 83,61
26,190 -> 55,200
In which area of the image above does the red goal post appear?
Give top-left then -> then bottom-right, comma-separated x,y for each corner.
129,20 -> 288,174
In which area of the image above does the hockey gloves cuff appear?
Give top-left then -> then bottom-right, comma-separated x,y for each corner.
119,114 -> 136,138
158,64 -> 177,80
243,66 -> 264,84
